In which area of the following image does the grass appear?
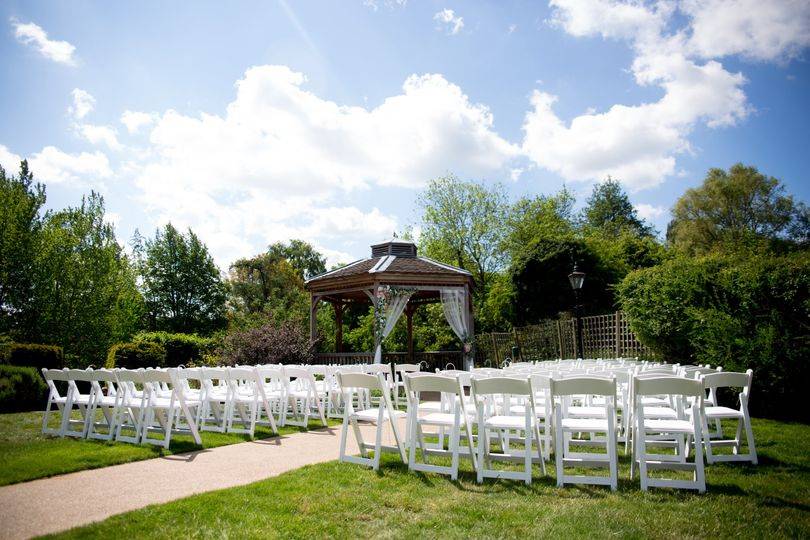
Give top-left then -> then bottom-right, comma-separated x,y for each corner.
0,411 -> 337,487
45,417 -> 810,539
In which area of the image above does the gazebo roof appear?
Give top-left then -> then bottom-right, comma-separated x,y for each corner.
305,238 -> 473,302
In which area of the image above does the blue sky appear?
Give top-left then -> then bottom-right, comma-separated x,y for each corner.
1,0 -> 808,267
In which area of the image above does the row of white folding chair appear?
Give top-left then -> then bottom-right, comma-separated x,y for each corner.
41,367 -> 202,448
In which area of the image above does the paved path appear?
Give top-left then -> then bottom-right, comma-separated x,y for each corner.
0,422 -> 402,540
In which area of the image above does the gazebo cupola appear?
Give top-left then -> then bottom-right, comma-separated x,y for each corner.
304,238 -> 475,368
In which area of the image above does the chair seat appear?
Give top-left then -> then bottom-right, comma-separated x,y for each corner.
567,406 -> 607,418
72,394 -> 92,405
484,415 -> 528,430
96,396 -> 118,407
641,396 -> 670,407
643,406 -> 677,419
508,404 -> 548,417
354,408 -> 406,422
643,419 -> 695,434
232,393 -> 258,403
418,412 -> 456,426
420,401 -> 443,412
560,417 -> 610,432
704,406 -> 743,419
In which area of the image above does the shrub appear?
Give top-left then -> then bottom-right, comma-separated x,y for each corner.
617,252 -> 810,421
0,365 -> 47,413
0,343 -> 64,369
106,341 -> 166,369
131,331 -> 217,367
219,322 -> 315,366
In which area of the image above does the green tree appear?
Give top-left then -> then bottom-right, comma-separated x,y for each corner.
267,239 -> 326,280
582,177 -> 652,237
0,161 -> 45,334
503,187 -> 576,260
140,224 -> 226,334
417,174 -> 508,296
667,163 -> 801,254
227,252 -> 308,323
34,192 -> 143,362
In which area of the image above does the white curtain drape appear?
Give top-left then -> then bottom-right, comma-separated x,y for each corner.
373,291 -> 413,363
440,288 -> 470,342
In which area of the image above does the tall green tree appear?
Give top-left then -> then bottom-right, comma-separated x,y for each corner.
582,177 -> 653,237
667,163 -> 802,254
34,192 -> 143,362
227,252 -> 308,322
417,174 -> 508,296
267,239 -> 326,280
0,161 -> 45,335
503,187 -> 576,260
140,224 -> 226,334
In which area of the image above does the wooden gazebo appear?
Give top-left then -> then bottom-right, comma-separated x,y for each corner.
304,238 -> 475,368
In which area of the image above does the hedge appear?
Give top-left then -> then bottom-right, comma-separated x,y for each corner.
106,341 -> 166,369
0,365 -> 48,413
0,343 -> 64,370
131,332 -> 216,367
617,251 -> 810,421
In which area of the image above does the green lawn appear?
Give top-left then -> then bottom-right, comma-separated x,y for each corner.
0,411 -> 337,487
46,417 -> 810,539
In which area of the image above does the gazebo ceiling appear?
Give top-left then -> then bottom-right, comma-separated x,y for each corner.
304,238 -> 473,302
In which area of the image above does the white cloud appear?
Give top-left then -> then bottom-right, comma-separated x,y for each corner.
76,124 -> 122,150
434,9 -> 464,35
636,203 -> 667,220
1,143 -> 111,188
682,0 -> 810,61
508,24 -> 518,34
525,0 -> 754,190
11,19 -> 76,65
68,89 -> 95,120
28,146 -> 112,187
129,65 -> 516,267
120,110 -> 158,134
363,0 -> 407,10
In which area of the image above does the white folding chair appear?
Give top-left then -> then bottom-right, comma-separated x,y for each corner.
551,376 -> 618,491
225,367 -> 260,436
631,376 -> 706,493
199,367 -> 230,433
254,365 -> 282,433
284,366 -> 327,428
394,363 -> 420,409
86,369 -> 121,441
63,369 -> 96,438
404,373 -> 476,480
336,371 -> 406,471
471,376 -> 545,484
41,368 -> 71,437
114,369 -> 148,444
700,370 -> 757,464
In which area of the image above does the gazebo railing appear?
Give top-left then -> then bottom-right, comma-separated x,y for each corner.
313,351 -> 463,372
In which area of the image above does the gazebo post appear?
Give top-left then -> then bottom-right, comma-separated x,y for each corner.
466,284 -> 475,370
334,302 -> 344,353
405,303 -> 416,364
309,294 -> 320,343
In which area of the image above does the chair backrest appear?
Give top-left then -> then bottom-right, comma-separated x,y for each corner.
115,369 -> 145,384
634,376 -> 702,398
228,367 -> 256,381
337,372 -> 384,392
67,369 -> 95,383
42,368 -> 70,382
404,373 -> 460,395
364,364 -> 392,377
142,369 -> 172,384
701,370 -> 752,391
551,376 -> 616,398
395,363 -> 420,374
472,376 -> 531,397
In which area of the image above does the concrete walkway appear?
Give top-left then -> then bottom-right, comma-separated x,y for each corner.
0,422 -> 402,540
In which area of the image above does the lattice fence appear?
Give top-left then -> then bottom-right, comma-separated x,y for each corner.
478,311 -> 655,364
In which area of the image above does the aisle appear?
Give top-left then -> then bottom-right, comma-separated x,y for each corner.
0,421 -> 401,540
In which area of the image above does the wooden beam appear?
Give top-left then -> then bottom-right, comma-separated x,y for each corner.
406,303 -> 416,363
334,302 -> 344,353
309,294 -> 321,343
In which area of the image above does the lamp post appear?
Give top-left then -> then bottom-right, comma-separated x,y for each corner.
568,263 -> 586,359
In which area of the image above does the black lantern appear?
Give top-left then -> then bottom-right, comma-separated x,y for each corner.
568,263 -> 586,291
568,263 -> 586,359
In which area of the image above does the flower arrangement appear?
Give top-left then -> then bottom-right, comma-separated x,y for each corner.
373,285 -> 416,346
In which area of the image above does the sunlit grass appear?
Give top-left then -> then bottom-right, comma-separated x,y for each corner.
46,417 -> 810,539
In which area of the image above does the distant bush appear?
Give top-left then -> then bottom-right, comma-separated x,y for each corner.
0,365 -> 47,413
0,343 -> 64,370
618,252 -> 810,421
131,332 -> 217,367
219,322 -> 315,366
106,341 -> 166,369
